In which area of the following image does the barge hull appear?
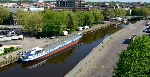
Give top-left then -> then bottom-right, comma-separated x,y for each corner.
38,40 -> 80,60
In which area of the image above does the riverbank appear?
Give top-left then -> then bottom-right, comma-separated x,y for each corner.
0,21 -> 112,67
65,20 -> 147,77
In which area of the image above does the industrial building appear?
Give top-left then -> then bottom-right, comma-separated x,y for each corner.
55,0 -> 86,11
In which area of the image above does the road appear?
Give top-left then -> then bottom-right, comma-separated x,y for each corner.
65,20 -> 148,77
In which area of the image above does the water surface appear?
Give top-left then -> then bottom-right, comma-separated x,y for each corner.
0,22 -> 135,77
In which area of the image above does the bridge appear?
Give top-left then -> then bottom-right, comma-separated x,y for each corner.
126,16 -> 143,21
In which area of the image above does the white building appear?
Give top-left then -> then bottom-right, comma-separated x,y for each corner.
0,44 -> 4,54
23,6 -> 44,12
124,7 -> 132,15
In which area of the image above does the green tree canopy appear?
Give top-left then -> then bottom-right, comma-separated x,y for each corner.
115,8 -> 127,17
140,6 -> 150,18
106,8 -> 116,18
84,11 -> 95,25
92,9 -> 104,24
126,10 -> 131,16
16,10 -> 29,27
131,6 -> 150,19
76,12 -> 85,27
43,10 -> 63,36
66,11 -> 78,32
16,10 -> 44,33
0,6 -> 10,24
15,9 -> 105,37
114,35 -> 150,77
131,7 -> 141,16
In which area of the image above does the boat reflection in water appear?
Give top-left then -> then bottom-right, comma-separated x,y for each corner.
46,45 -> 76,65
21,41 -> 81,69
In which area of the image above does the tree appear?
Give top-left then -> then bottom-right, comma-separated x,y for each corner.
92,9 -> 104,24
114,35 -> 150,77
0,6 -> 10,24
83,11 -> 95,26
0,18 -> 2,24
131,8 -> 141,16
106,8 -> 116,18
86,1 -> 93,5
16,10 -> 29,26
43,10 -> 63,36
26,12 -> 44,33
140,6 -> 150,19
16,10 -> 44,33
66,12 -> 78,32
115,8 -> 127,17
76,12 -> 85,27
126,10 -> 131,16
131,6 -> 150,19
58,11 -> 69,31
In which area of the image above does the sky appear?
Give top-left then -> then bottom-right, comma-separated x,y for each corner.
85,0 -> 149,2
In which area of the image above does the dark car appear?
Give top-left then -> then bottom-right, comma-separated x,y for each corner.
2,31 -> 9,35
145,29 -> 150,33
36,36 -> 41,39
143,29 -> 147,32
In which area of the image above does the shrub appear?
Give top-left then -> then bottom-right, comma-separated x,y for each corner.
2,47 -> 21,56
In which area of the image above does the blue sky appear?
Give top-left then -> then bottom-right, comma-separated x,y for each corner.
85,0 -> 149,2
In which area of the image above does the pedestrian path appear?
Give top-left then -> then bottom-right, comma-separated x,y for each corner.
65,20 -> 148,77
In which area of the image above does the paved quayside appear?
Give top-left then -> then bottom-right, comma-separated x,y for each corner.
65,20 -> 148,77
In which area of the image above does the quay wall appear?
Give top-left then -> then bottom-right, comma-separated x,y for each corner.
0,56 -> 19,67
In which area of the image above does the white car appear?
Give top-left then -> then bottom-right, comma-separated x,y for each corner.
76,27 -> 83,31
83,26 -> 89,29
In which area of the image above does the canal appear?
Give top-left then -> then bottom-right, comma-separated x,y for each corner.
0,21 -> 135,77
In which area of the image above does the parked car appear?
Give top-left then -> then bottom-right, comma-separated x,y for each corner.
89,26 -> 92,28
146,22 -> 150,26
76,27 -> 83,31
61,31 -> 68,36
2,31 -> 9,35
143,29 -> 148,32
146,29 -> 150,33
30,33 -> 35,37
101,21 -> 106,24
36,36 -> 41,39
83,26 -> 89,29
68,31 -> 72,34
50,36 -> 56,39
0,36 -> 3,38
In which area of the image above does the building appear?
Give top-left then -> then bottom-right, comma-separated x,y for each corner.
0,0 -> 34,3
0,0 -> 54,3
55,0 -> 86,11
0,44 -> 4,54
56,0 -> 67,7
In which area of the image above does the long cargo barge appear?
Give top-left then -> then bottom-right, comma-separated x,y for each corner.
21,42 -> 81,69
20,33 -> 82,62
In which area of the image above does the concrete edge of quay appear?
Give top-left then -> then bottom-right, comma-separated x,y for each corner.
64,21 -> 141,77
0,22 -> 112,68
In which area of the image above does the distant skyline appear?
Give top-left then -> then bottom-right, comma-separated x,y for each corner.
85,0 -> 150,2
